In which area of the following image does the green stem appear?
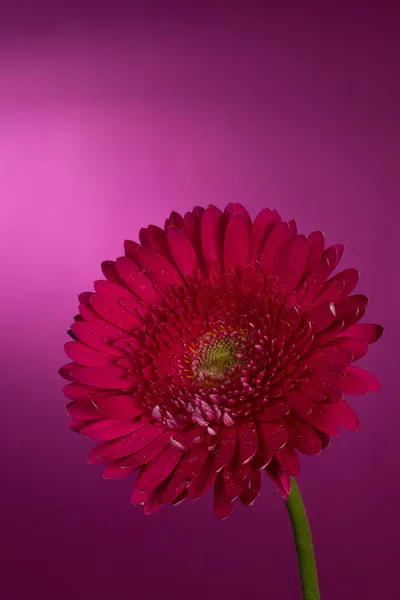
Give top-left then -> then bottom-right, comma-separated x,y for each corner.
285,478 -> 320,600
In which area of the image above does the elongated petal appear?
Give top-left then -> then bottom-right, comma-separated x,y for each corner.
64,342 -> 113,367
339,323 -> 384,344
135,246 -> 184,287
201,205 -> 223,273
90,295 -> 142,331
249,208 -> 277,260
274,446 -> 300,476
311,269 -> 359,308
265,461 -> 291,499
160,445 -> 209,504
224,212 -> 249,272
239,470 -> 262,506
81,418 -> 142,441
116,256 -> 161,303
342,366 -> 381,393
60,363 -> 131,389
168,226 -> 201,280
138,445 -> 183,491
274,235 -> 308,294
91,394 -> 144,418
259,221 -> 290,274
70,322 -> 125,356
213,474 -> 236,520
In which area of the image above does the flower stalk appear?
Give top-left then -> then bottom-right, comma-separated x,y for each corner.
285,478 -> 320,600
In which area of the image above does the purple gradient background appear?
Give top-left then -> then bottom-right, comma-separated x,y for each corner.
1,2 -> 399,599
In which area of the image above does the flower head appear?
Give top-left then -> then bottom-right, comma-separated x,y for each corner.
60,204 -> 383,518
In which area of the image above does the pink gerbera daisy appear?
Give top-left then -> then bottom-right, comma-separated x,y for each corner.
60,203 -> 383,519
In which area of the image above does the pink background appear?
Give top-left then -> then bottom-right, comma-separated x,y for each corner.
1,2 -> 399,598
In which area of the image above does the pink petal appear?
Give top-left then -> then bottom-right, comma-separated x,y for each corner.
60,363 -> 131,389
274,446 -> 300,476
306,400 -> 359,433
101,260 -> 125,285
168,226 -> 201,280
339,323 -> 384,344
249,208 -> 278,261
265,461 -> 291,499
305,345 -> 353,368
90,294 -> 142,331
183,211 -> 203,262
305,231 -> 325,271
92,393 -> 144,418
256,401 -> 291,421
119,432 -> 171,468
146,225 -> 173,258
257,420 -> 289,452
342,366 -> 381,393
334,294 -> 368,328
201,205 -> 223,273
213,474 -> 236,520
286,393 -> 313,417
324,244 -> 344,272
138,445 -> 184,491
93,280 -> 133,300
165,210 -> 184,230
239,470 -> 262,506
298,256 -> 332,309
187,427 -> 237,499
236,417 -> 258,465
286,419 -> 322,455
123,239 -> 140,260
311,269 -> 359,308
62,383 -> 104,401
116,256 -> 161,303
222,463 -> 251,502
70,322 -> 126,357
223,212 -> 249,272
224,203 -> 251,226
81,418 -> 142,441
131,471 -> 149,505
102,461 -> 137,479
274,235 -> 309,294
135,246 -> 184,286
332,337 -> 369,360
259,221 -> 290,274
160,445 -> 209,504
67,401 -> 101,420
94,423 -> 164,458
64,341 -> 112,367
307,301 -> 336,332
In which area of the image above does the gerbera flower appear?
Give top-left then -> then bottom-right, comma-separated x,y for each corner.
60,203 -> 382,519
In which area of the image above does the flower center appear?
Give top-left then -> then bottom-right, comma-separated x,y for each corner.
190,330 -> 245,383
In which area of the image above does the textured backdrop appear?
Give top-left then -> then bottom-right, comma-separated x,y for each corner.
1,2 -> 399,599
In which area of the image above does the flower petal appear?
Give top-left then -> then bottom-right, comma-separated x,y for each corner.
90,294 -> 142,331
137,444 -> 184,491
342,366 -> 381,393
256,401 -> 291,421
265,461 -> 291,499
334,294 -> 368,328
160,445 -> 209,504
274,235 -> 309,294
274,446 -> 300,476
223,212 -> 249,272
286,419 -> 322,455
93,280 -> 133,300
236,417 -> 258,464
259,221 -> 291,274
305,400 -> 359,433
92,393 -> 144,418
70,322 -> 126,356
135,246 -> 184,287
201,205 -> 223,274
249,208 -> 278,261
339,323 -> 384,344
168,226 -> 201,280
116,256 -> 162,303
94,423 -> 165,459
60,363 -> 132,389
305,231 -> 325,271
239,470 -> 262,506
311,269 -> 359,308
286,393 -> 313,417
81,418 -> 142,441
213,473 -> 236,520
64,341 -> 113,367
